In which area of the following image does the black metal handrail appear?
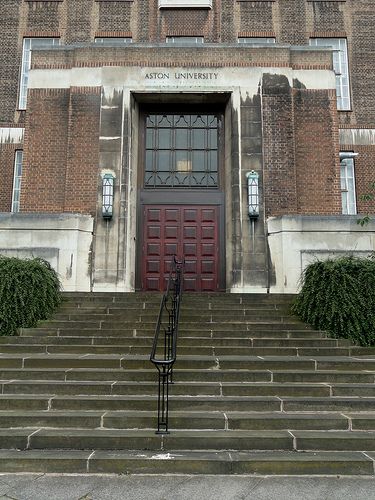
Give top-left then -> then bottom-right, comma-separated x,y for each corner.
150,256 -> 184,434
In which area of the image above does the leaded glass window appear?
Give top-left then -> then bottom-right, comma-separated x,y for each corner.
144,114 -> 220,188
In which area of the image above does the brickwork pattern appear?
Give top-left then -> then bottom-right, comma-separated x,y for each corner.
66,0 -> 95,44
221,0 -> 236,42
312,1 -> 345,33
27,1 -> 60,32
0,0 -> 22,124
64,89 -> 101,215
98,2 -> 132,33
262,75 -> 298,218
239,1 -> 274,34
161,10 -> 210,39
279,0 -> 307,45
351,10 -> 375,124
21,88 -> 70,212
0,0 -> 374,218
294,89 -> 341,215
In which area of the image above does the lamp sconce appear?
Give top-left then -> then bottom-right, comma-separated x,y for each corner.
102,173 -> 114,219
246,170 -> 259,218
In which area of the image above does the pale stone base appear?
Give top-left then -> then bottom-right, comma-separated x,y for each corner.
0,213 -> 93,292
268,215 -> 375,294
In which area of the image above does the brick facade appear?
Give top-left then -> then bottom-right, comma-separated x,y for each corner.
21,87 -> 100,214
0,1 -> 374,221
0,1 -> 373,117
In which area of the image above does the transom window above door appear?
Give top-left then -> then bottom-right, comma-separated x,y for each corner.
144,113 -> 220,188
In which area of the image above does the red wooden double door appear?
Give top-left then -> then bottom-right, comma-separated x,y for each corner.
142,205 -> 220,292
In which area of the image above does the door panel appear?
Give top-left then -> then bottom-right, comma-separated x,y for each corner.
142,205 -> 219,292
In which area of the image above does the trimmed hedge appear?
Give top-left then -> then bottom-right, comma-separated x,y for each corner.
0,256 -> 61,336
292,256 -> 375,347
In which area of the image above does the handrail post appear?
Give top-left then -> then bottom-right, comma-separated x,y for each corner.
150,256 -> 184,434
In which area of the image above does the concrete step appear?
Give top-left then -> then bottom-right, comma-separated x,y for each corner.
2,353 -> 375,371
1,335 -> 347,347
2,410 -> 373,432
1,367 -> 374,384
2,394 -> 375,413
0,449 -> 372,475
0,344 -> 354,357
4,380 -> 360,398
2,291 -> 374,477
37,317 -> 309,328
2,428 -> 375,453
0,368 -> 273,383
52,312 -> 297,322
21,328 -> 327,339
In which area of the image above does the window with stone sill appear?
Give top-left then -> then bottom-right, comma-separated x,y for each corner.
238,37 -> 276,44
166,36 -> 204,44
159,0 -> 212,8
340,154 -> 357,215
18,37 -> 60,110
12,151 -> 23,213
94,37 -> 132,45
309,38 -> 351,111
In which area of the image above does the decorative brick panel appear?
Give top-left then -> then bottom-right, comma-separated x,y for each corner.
21,87 -> 100,215
262,74 -> 298,218
64,88 -> 100,215
294,89 -> 341,215
21,88 -> 70,212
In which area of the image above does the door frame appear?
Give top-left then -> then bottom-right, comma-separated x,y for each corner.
135,106 -> 226,291
136,192 -> 226,291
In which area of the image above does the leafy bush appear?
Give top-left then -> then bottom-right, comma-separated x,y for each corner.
0,256 -> 61,336
292,256 -> 375,347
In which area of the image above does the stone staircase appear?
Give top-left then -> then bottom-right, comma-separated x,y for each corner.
0,292 -> 375,475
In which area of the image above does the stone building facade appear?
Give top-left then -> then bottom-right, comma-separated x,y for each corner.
0,0 -> 374,293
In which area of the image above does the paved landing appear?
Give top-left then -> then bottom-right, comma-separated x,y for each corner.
0,474 -> 375,500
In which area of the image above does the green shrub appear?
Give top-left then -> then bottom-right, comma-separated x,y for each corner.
0,256 -> 61,336
292,256 -> 375,347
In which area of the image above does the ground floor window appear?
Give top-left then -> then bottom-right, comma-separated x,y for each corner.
340,153 -> 357,215
12,150 -> 23,213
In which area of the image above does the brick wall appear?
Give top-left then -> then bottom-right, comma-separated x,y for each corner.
98,2 -> 132,33
262,77 -> 341,217
262,74 -> 298,218
64,88 -> 100,215
26,1 -> 60,31
21,86 -> 100,215
311,2 -> 345,33
239,1 -> 274,34
65,0 -> 95,44
351,10 -> 375,124
21,88 -> 70,212
294,89 -> 341,215
0,0 -> 374,218
0,0 -> 22,125
1,0 -> 374,126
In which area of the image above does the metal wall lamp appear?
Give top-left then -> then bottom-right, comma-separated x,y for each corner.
102,173 -> 114,219
246,170 -> 259,218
